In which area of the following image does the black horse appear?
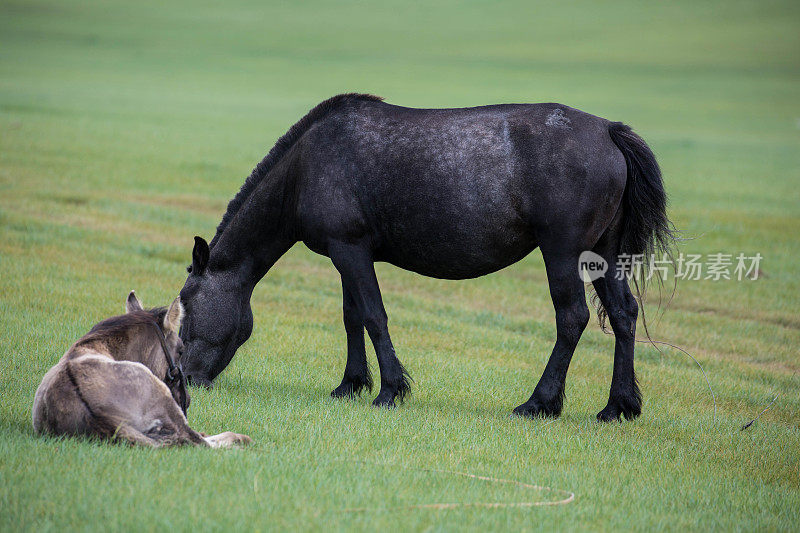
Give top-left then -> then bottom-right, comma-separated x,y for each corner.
178,94 -> 673,421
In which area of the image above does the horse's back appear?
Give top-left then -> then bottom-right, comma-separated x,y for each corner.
297,100 -> 626,278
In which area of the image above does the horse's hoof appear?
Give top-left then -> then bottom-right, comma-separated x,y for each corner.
331,383 -> 356,399
512,400 -> 560,419
597,395 -> 641,422
596,406 -> 622,423
372,394 -> 396,409
331,375 -> 372,399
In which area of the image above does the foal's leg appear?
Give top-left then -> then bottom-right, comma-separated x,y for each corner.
111,423 -> 162,447
328,241 -> 410,408
331,279 -> 373,398
514,250 -> 589,418
591,247 -> 641,421
112,420 -> 251,448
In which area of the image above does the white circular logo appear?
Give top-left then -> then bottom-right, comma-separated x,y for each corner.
578,251 -> 608,282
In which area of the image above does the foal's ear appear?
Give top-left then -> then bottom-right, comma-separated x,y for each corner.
163,297 -> 184,333
126,290 -> 144,313
190,236 -> 210,275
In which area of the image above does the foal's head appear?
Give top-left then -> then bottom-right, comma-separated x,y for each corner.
124,291 -> 190,413
124,291 -> 185,364
72,291 -> 191,414
79,293 -> 184,370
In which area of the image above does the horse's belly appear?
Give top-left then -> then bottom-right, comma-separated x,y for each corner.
376,227 -> 537,280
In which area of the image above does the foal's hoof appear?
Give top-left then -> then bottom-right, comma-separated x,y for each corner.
512,400 -> 561,419
205,431 -> 252,448
223,432 -> 253,447
233,433 -> 253,446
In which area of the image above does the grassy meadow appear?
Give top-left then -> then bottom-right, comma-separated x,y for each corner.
1,0 -> 799,530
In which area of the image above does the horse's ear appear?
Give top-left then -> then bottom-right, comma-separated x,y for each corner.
163,297 -> 184,333
126,290 -> 144,313
191,236 -> 209,275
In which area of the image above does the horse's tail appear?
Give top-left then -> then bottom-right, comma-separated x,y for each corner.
606,122 -> 676,334
608,122 -> 674,261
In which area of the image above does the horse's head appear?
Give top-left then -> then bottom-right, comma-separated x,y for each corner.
125,291 -> 185,357
126,291 -> 190,413
178,237 -> 254,388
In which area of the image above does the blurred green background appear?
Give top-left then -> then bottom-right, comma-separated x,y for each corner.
1,0 -> 798,530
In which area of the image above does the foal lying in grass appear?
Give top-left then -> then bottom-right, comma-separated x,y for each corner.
32,291 -> 251,448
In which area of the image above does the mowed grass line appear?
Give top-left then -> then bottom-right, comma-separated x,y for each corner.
1,0 -> 799,530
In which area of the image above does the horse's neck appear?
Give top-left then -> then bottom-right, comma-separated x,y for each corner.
208,168 -> 296,284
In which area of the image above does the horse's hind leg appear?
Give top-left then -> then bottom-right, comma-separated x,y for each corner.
328,240 -> 410,408
331,279 -> 373,398
591,243 -> 641,421
514,248 -> 589,418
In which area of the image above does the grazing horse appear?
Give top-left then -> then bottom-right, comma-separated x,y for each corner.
32,291 -> 251,447
178,94 -> 673,421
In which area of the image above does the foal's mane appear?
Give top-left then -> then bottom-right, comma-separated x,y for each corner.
208,93 -> 383,249
78,308 -> 168,346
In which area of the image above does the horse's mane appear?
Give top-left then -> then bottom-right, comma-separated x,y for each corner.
208,93 -> 384,248
77,307 -> 168,345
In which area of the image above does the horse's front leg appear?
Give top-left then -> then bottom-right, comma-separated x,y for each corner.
329,241 -> 411,408
331,279 -> 373,398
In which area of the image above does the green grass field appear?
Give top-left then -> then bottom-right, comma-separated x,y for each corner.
1,0 -> 799,530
